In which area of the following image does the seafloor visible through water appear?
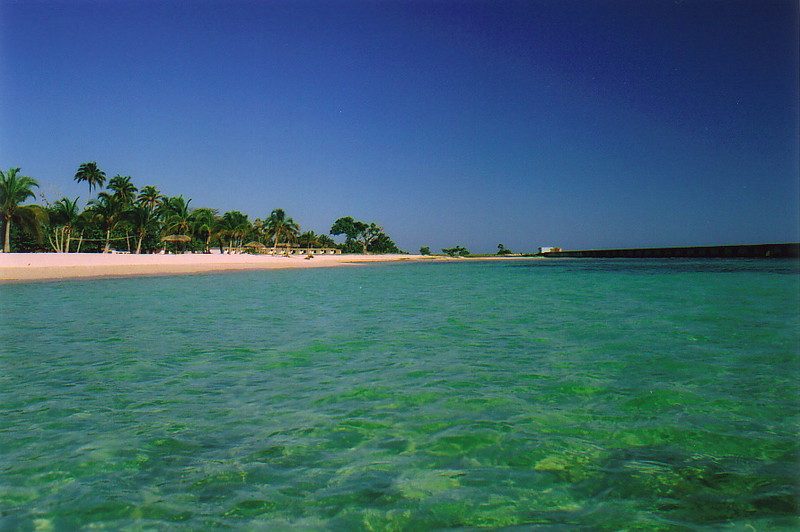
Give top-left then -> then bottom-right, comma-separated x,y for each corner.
1,259 -> 798,530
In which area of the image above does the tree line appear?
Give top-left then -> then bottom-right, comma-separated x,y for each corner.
0,164 -> 400,254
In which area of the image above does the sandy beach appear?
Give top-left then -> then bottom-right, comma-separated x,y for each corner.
0,252 -> 443,282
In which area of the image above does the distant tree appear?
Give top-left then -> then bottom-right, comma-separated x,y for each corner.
298,230 -> 320,248
107,175 -> 138,206
159,195 -> 193,236
367,231 -> 399,253
137,185 -> 163,211
190,207 -> 219,252
264,208 -> 299,249
316,234 -> 337,249
87,192 -> 125,252
330,216 -> 397,254
217,210 -> 252,250
1,168 -> 46,252
420,246 -> 431,255
497,243 -> 513,255
126,203 -> 161,254
73,162 -> 106,196
442,245 -> 470,257
47,197 -> 82,252
330,216 -> 366,251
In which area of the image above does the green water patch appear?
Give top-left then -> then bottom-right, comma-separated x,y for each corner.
622,388 -> 707,413
581,446 -> 800,526
2,259 -> 797,529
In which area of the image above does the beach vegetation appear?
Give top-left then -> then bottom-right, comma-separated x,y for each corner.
87,192 -> 126,253
420,246 -> 431,255
1,168 -> 47,253
126,203 -> 161,254
3,164 -> 404,254
497,243 -> 513,255
46,197 -> 82,252
73,162 -> 107,196
264,208 -> 299,249
107,175 -> 138,206
217,210 -> 253,251
330,216 -> 399,254
442,245 -> 470,257
137,185 -> 163,212
189,207 -> 220,253
159,196 -> 193,237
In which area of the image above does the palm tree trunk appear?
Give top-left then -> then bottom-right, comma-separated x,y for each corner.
103,229 -> 111,253
76,230 -> 84,253
65,227 -> 72,253
3,217 -> 11,253
47,228 -> 59,252
136,230 -> 144,254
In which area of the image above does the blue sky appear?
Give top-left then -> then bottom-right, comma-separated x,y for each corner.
2,0 -> 798,253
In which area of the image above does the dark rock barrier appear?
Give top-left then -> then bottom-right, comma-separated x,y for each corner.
543,243 -> 800,259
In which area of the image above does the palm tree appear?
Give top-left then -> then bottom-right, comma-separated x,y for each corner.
317,234 -> 336,249
125,204 -> 161,254
190,207 -> 219,252
87,192 -> 124,253
137,185 -> 162,211
217,211 -> 252,251
48,197 -> 81,252
73,162 -> 106,196
298,230 -> 320,249
159,195 -> 193,237
1,168 -> 45,253
107,175 -> 138,206
264,208 -> 299,249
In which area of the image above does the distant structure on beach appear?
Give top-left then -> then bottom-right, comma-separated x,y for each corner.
538,247 -> 561,254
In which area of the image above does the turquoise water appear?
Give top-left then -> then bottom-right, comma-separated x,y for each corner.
1,259 -> 798,530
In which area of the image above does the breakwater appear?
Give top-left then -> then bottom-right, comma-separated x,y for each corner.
543,243 -> 800,259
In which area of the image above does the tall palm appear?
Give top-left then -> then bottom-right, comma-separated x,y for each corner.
264,208 -> 299,249
48,197 -> 81,252
126,204 -> 161,254
73,162 -> 106,196
1,168 -> 44,253
159,195 -> 193,237
137,185 -> 162,211
190,207 -> 219,252
299,230 -> 320,249
107,175 -> 138,206
217,211 -> 252,251
88,192 -> 123,252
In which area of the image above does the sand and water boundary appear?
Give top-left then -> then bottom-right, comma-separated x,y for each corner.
0,253 -> 541,283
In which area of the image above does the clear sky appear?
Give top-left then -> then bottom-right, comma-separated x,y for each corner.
2,0 -> 798,253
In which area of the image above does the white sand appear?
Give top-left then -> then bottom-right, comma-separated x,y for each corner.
0,252 -> 439,282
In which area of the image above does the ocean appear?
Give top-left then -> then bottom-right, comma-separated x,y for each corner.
1,259 -> 798,530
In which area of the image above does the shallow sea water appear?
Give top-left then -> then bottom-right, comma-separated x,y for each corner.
1,259 -> 798,530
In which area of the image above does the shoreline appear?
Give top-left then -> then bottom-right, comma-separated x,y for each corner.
0,253 -> 542,283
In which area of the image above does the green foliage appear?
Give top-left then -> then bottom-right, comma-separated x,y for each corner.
420,246 -> 431,255
73,162 -> 106,195
107,175 -> 138,206
368,231 -> 399,254
330,216 -> 399,254
5,163 -> 412,256
263,208 -> 299,247
442,245 -> 470,257
9,223 -> 48,252
497,243 -> 513,255
316,234 -> 337,248
330,216 -> 363,240
1,168 -> 44,252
